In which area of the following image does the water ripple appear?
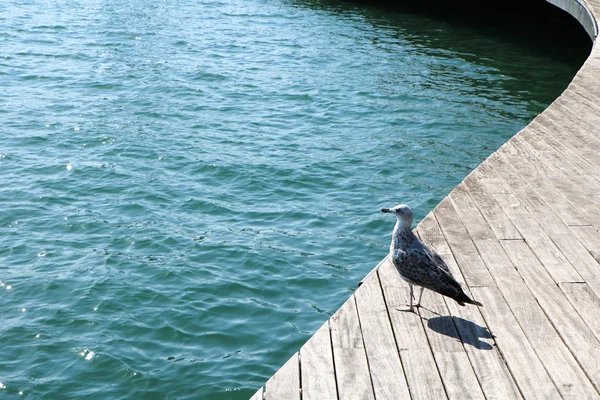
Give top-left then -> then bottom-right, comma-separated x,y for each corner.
0,0 -> 589,398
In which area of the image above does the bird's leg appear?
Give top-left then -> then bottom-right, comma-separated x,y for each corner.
398,284 -> 415,313
415,287 -> 425,308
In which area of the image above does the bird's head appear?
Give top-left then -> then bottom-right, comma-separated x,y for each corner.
381,204 -> 413,226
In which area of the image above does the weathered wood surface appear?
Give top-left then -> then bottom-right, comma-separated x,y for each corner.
330,296 -> 374,400
255,2 -> 600,399
299,322 -> 338,400
378,259 -> 447,400
264,352 -> 300,400
249,386 -> 263,400
354,270 -> 411,399
416,216 -> 521,400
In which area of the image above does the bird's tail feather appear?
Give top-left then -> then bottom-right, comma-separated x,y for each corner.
468,299 -> 483,307
453,291 -> 483,307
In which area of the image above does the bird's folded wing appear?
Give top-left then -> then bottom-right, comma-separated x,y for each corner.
421,245 -> 450,274
392,249 -> 462,297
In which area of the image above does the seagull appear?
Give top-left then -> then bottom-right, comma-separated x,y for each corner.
381,204 -> 483,312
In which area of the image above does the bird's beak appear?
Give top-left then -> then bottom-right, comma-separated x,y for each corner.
381,208 -> 391,213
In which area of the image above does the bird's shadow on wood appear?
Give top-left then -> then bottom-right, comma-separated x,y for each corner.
426,315 -> 495,350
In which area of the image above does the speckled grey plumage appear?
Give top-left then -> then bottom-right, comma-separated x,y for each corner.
382,204 -> 482,310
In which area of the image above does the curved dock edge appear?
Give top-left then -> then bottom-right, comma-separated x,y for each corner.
548,0 -> 597,39
252,1 -> 600,398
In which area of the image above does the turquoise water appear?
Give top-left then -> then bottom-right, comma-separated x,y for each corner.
0,0 -> 589,398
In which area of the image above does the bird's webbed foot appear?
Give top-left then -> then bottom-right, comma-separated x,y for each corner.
397,305 -> 418,313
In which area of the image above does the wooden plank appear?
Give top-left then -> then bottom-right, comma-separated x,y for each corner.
482,148 -> 600,295
515,127 -> 600,230
559,85 -> 600,126
300,322 -> 338,400
447,188 -> 599,398
354,270 -> 411,399
521,120 -> 600,207
501,240 -> 600,394
474,159 -> 513,194
330,297 -> 375,400
249,387 -> 263,400
526,124 -> 600,183
417,215 -> 522,400
501,137 -> 587,226
417,213 -> 453,254
499,132 -> 600,253
560,282 -> 600,342
441,301 -> 522,400
462,173 -> 522,240
529,138 -> 600,200
491,148 -> 583,231
489,172 -> 600,295
557,86 -> 600,124
570,80 -> 600,105
418,300 -> 486,400
446,186 -> 496,241
472,163 -> 582,283
570,61 -> 600,105
534,99 -> 600,172
471,287 -> 562,400
570,225 -> 600,264
417,294 -> 467,354
492,192 -> 584,283
377,258 -> 448,400
547,91 -> 600,140
526,118 -> 600,189
265,353 -> 300,400
481,155 -> 583,283
555,90 -> 600,148
432,197 -> 495,287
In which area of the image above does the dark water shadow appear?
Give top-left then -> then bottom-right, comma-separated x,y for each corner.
293,0 -> 592,71
427,315 -> 494,350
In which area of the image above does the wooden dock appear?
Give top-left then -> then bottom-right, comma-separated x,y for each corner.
251,1 -> 600,398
